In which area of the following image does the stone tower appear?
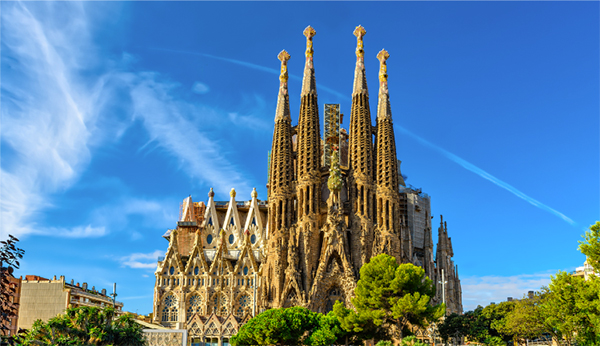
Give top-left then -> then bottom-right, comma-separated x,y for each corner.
152,26 -> 463,337
261,25 -> 463,314
347,26 -> 376,274
263,50 -> 295,307
295,26 -> 322,296
372,49 -> 402,261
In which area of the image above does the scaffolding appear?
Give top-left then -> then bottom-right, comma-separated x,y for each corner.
323,104 -> 341,167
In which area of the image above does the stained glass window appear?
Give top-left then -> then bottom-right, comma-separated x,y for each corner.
186,294 -> 202,320
229,234 -> 234,244
238,295 -> 250,307
162,294 -> 178,322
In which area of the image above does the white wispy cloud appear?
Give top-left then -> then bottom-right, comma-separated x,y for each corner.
192,81 -> 210,94
125,72 -> 252,194
87,196 -> 176,238
396,126 -> 576,226
148,47 -> 350,100
1,2 -> 255,238
38,225 -> 108,238
120,250 -> 164,270
1,2 -> 96,239
461,271 -> 556,311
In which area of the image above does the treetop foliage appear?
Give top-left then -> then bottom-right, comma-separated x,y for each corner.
1,234 -> 25,337
336,254 -> 444,340
579,221 -> 600,272
230,307 -> 348,346
14,306 -> 146,346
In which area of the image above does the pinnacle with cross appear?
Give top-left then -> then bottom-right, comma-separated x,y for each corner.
303,26 -> 316,58
354,25 -> 366,58
278,50 -> 291,84
377,49 -> 390,83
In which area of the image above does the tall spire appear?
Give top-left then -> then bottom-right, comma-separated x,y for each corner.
375,49 -> 399,192
296,26 -> 322,294
268,49 -> 294,220
348,25 -> 375,274
352,25 -> 368,96
264,49 -> 295,308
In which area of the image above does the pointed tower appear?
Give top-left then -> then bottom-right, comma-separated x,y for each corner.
372,49 -> 402,260
348,25 -> 376,273
295,26 -> 322,293
435,216 -> 462,314
264,50 -> 294,307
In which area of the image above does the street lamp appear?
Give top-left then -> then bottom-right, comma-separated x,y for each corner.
110,283 -> 117,310
438,269 -> 447,308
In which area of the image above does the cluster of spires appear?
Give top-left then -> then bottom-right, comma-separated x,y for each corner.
265,24 -> 410,306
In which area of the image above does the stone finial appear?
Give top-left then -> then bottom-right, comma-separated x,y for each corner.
377,49 -> 390,84
301,27 -> 317,97
352,25 -> 368,96
208,187 -> 215,198
354,25 -> 366,59
303,26 -> 316,58
251,187 -> 258,199
275,50 -> 292,121
230,188 -> 236,198
278,50 -> 291,85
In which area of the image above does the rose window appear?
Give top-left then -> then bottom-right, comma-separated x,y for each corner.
238,295 -> 250,307
186,294 -> 202,320
162,294 -> 178,322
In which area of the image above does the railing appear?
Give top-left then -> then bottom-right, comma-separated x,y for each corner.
212,200 -> 268,207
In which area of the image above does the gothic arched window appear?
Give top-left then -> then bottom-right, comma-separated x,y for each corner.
186,294 -> 202,320
161,294 -> 178,322
325,287 -> 342,313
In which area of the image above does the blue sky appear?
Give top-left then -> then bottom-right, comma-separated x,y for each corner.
1,1 -> 598,314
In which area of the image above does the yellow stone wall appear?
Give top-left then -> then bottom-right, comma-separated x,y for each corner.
18,280 -> 68,330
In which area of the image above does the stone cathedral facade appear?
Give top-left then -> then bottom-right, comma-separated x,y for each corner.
152,26 -> 462,344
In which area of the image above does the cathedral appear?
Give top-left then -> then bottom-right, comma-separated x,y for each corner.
151,25 -> 462,345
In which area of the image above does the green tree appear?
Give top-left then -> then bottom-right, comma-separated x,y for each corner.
231,306 -> 319,346
334,254 -> 444,340
1,235 -> 25,340
499,294 -> 545,345
540,271 -> 586,346
579,221 -> 600,272
437,313 -> 466,344
305,311 -> 350,346
399,336 -> 427,346
482,301 -> 515,344
14,306 -> 146,346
